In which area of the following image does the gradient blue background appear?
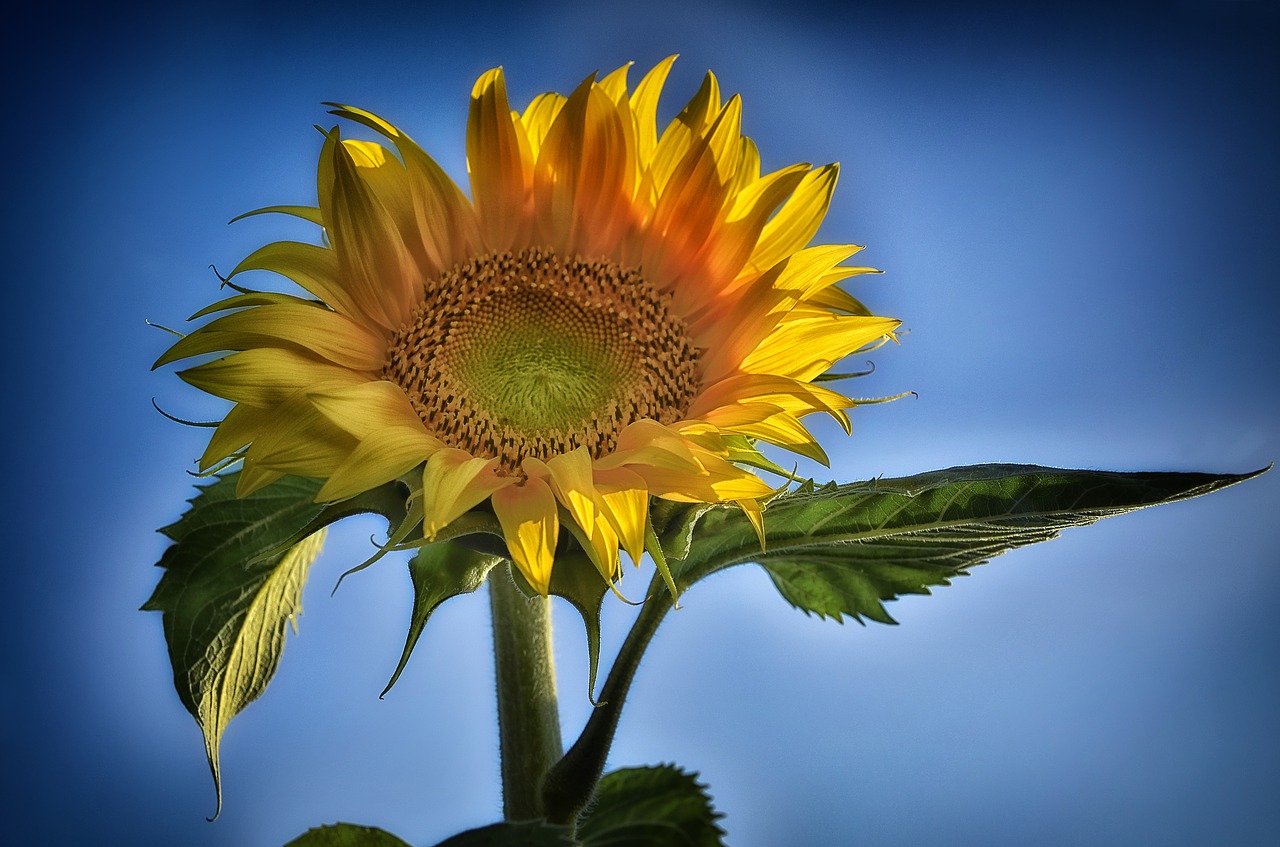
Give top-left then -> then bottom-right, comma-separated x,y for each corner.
4,1 -> 1278,844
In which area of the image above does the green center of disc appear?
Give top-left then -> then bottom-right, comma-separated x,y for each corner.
447,289 -> 638,434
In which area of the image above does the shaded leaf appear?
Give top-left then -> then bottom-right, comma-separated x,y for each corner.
648,499 -> 714,562
284,822 -> 412,846
430,820 -> 576,846
546,551 -> 611,702
675,464 -> 1264,623
382,540 -> 504,696
577,764 -> 726,847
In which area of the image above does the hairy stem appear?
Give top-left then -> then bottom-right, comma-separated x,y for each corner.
489,565 -> 563,820
541,571 -> 674,825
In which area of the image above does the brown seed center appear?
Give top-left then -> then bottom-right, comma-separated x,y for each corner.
382,247 -> 700,472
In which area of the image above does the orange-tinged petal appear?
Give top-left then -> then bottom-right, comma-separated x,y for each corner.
692,262 -> 795,383
643,135 -> 729,296
534,77 -> 631,257
695,163 -> 808,298
492,477 -> 559,595
468,68 -> 534,250
328,102 -> 480,275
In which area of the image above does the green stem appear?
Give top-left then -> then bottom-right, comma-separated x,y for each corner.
489,565 -> 563,821
541,571 -> 674,825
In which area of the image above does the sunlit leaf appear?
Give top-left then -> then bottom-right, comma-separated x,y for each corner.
143,472 -> 407,815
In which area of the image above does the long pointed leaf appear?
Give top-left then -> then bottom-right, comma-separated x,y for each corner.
674,464 -> 1265,622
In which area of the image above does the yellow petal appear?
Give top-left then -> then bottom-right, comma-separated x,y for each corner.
593,466 -> 648,565
316,426 -> 441,502
597,420 -> 704,473
492,477 -> 559,595
538,448 -> 599,538
521,92 -> 567,160
178,349 -> 363,407
739,498 -> 766,551
307,380 -> 428,440
229,241 -> 354,318
747,163 -> 840,274
200,402 -> 268,471
689,373 -> 855,433
155,299 -> 388,372
649,70 -> 723,193
421,449 -> 514,537
742,312 -> 902,381
700,403 -> 829,465
244,393 -> 357,479
630,55 -> 677,171
318,129 -> 420,332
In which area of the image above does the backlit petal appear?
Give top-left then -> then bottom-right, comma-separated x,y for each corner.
492,477 -> 559,595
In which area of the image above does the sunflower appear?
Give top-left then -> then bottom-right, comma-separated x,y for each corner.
156,58 -> 901,595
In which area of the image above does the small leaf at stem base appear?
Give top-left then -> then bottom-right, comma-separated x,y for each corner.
576,764 -> 727,846
283,822 -> 413,846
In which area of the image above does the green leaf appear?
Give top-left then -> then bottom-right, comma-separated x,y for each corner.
648,499 -> 714,562
382,540 -> 505,696
143,472 -> 408,816
283,822 -> 412,847
143,473 -> 329,815
546,550 -> 610,702
429,820 -> 576,846
576,764 -> 726,847
674,464 -> 1265,623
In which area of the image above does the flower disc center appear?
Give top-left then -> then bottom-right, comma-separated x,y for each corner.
383,248 -> 700,471
449,290 -> 635,434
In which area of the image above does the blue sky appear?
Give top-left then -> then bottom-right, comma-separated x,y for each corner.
4,1 -> 1279,845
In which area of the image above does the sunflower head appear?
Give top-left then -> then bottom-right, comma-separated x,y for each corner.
157,58 -> 901,595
